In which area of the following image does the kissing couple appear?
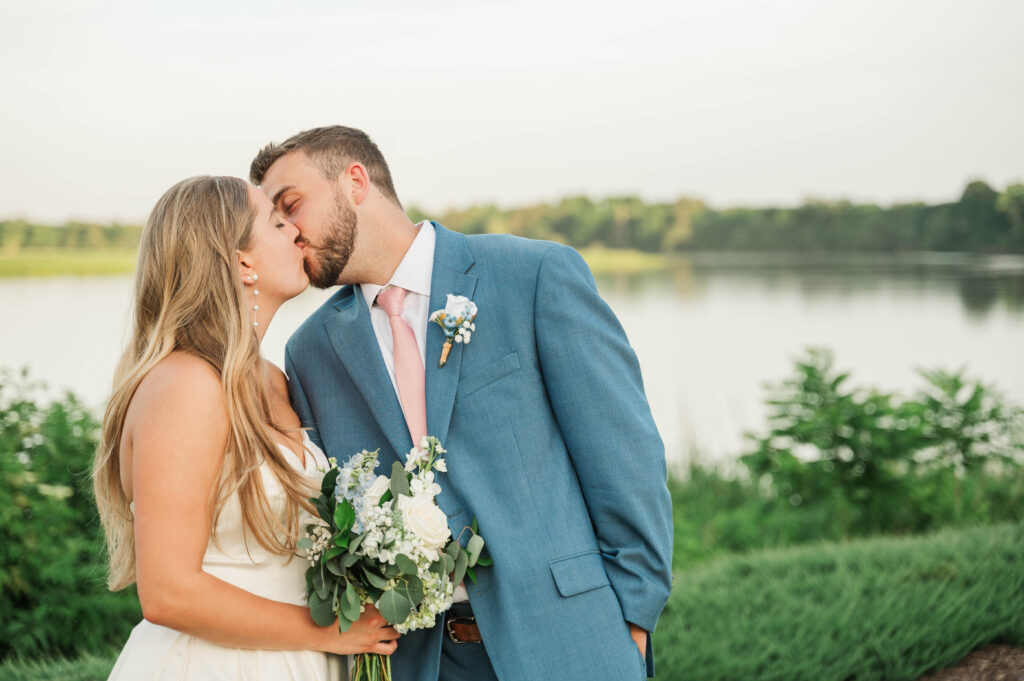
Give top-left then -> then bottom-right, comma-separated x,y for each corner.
94,126 -> 673,680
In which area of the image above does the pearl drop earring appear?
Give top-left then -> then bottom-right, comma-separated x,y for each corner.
251,273 -> 260,328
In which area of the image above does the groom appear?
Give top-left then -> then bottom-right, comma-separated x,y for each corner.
250,126 -> 673,680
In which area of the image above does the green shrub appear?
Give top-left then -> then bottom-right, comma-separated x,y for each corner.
740,349 -> 1024,536
0,369 -> 140,660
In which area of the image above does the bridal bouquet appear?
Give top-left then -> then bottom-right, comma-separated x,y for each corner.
300,436 -> 489,681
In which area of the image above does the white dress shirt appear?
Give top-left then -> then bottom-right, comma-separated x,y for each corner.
358,221 -> 469,602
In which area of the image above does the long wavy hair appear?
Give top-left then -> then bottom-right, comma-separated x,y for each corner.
93,175 -> 314,591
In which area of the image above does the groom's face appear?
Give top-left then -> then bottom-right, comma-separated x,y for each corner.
261,151 -> 357,289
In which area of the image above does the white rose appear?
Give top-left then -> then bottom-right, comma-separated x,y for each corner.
444,294 -> 478,321
397,494 -> 451,549
364,475 -> 391,507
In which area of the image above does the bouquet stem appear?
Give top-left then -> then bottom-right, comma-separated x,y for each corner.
352,652 -> 391,681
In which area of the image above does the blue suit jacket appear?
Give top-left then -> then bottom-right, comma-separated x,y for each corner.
285,224 -> 673,680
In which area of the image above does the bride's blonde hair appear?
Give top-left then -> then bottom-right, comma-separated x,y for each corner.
93,175 -> 315,591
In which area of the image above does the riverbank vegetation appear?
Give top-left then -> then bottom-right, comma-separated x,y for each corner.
1,349 -> 1021,679
2,179 -> 1021,277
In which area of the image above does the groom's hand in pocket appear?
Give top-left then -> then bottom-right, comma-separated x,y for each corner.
629,622 -> 647,659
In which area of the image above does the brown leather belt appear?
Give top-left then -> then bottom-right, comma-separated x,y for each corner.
445,615 -> 482,643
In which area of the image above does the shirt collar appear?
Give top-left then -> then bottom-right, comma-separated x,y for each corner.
360,220 -> 436,309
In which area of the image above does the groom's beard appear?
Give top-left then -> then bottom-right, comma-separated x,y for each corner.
304,190 -> 357,289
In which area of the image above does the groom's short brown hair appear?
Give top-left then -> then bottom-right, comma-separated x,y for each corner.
249,126 -> 402,208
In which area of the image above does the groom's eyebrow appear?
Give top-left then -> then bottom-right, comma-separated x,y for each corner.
271,186 -> 294,208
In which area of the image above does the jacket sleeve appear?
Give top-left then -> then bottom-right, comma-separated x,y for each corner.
285,343 -> 324,451
533,243 -> 674,634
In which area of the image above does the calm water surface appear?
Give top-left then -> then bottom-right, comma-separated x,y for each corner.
2,252 -> 1022,469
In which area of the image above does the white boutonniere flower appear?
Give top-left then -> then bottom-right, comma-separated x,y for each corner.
429,294 -> 478,367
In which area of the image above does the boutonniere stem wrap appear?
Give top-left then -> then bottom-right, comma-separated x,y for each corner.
429,294 -> 478,367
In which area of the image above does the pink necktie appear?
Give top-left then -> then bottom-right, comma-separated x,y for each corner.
376,286 -> 427,446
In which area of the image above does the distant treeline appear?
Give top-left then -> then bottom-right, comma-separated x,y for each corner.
3,180 -> 1022,254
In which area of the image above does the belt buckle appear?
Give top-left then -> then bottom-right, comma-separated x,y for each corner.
445,615 -> 476,643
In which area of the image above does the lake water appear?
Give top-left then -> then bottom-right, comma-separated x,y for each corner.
2,252 -> 1022,470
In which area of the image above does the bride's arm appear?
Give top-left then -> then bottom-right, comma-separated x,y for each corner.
125,353 -> 397,656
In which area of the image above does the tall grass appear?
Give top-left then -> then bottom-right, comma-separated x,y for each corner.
656,522 -> 1024,681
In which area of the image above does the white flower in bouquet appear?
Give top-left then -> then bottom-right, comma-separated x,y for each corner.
363,475 -> 390,507
396,494 -> 451,559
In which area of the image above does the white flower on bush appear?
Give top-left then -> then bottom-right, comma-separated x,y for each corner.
397,494 -> 451,557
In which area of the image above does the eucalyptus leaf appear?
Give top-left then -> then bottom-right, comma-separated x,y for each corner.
383,562 -> 401,579
297,537 -> 313,551
325,559 -> 344,577
445,541 -> 461,562
363,568 -> 389,590
396,574 -> 424,607
308,591 -> 335,627
348,532 -> 366,554
395,553 -> 419,576
390,461 -> 411,498
377,589 -> 412,625
452,550 -> 468,586
340,581 -> 361,622
312,568 -> 329,600
466,534 -> 485,568
324,546 -> 345,562
337,613 -> 354,633
342,552 -> 361,569
443,553 -> 455,575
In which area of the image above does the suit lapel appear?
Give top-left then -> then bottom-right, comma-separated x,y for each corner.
425,224 -> 477,446
323,286 -> 412,458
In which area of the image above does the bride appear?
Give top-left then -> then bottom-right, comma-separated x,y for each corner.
92,175 -> 399,679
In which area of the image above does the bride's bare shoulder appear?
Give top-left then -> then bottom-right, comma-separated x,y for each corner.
127,352 -> 227,430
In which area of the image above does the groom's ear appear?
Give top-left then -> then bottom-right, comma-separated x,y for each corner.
344,163 -> 371,206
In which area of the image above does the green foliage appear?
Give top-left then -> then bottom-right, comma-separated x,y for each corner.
657,522 -> 1024,681
740,349 -> 1024,536
0,370 -> 141,660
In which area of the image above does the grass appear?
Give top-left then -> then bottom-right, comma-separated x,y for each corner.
0,246 -> 664,278
0,250 -> 138,277
0,652 -> 116,681
3,523 -> 1020,681
656,522 -> 1024,681
578,245 -> 668,274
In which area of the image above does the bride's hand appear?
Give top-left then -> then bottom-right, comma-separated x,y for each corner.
322,604 -> 400,656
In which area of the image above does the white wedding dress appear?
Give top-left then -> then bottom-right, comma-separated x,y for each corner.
107,433 -> 347,681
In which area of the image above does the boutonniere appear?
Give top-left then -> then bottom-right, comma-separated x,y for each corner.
429,294 -> 478,367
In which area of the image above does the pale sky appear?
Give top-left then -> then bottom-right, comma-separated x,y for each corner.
1,0 -> 1022,224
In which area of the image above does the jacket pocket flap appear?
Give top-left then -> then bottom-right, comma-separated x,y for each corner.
549,551 -> 610,598
457,352 -> 520,400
